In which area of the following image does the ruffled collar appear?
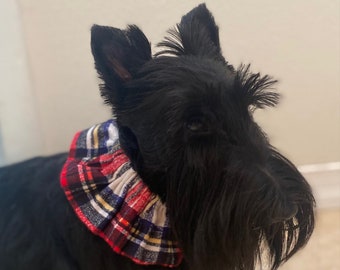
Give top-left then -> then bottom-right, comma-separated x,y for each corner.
60,120 -> 182,267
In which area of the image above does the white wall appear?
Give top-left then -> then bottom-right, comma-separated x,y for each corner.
1,0 -> 339,166
0,0 -> 43,166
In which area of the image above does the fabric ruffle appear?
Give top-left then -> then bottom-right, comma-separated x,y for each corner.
60,120 -> 182,267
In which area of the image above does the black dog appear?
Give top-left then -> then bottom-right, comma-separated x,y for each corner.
0,4 -> 315,270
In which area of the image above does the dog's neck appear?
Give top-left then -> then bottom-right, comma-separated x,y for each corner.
118,125 -> 168,200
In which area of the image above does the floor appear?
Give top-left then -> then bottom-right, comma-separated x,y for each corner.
279,208 -> 340,270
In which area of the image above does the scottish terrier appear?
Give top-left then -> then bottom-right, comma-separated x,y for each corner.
0,4 -> 315,270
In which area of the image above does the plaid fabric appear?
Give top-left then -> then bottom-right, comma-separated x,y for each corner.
60,120 -> 183,267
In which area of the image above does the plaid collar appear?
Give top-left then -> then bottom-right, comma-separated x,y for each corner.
60,120 -> 182,267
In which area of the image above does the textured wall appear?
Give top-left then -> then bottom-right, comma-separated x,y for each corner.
3,0 -> 339,165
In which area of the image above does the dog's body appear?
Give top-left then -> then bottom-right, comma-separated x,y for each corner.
0,4 -> 314,270
0,153 -> 176,270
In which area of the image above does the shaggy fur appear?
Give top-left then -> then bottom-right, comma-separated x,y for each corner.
0,4 -> 314,270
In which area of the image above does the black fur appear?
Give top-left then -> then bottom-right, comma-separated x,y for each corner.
0,4 -> 314,270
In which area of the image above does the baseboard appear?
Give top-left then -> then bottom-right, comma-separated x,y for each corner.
298,162 -> 340,209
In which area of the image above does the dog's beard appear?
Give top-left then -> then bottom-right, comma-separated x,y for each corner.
165,147 -> 315,270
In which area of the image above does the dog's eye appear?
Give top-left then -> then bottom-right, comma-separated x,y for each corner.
186,118 -> 204,132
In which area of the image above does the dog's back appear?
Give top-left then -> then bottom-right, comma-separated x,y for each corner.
0,135 -> 314,270
0,154 -> 171,270
0,154 -> 72,269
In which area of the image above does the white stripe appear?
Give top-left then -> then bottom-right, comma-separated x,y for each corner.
86,125 -> 95,150
90,199 -> 109,218
137,237 -> 165,252
298,162 -> 340,173
108,167 -> 138,197
106,122 -> 119,148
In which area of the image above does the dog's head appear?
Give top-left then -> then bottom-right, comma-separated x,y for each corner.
90,4 -> 315,270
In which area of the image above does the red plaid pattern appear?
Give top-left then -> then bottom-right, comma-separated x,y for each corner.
60,120 -> 183,267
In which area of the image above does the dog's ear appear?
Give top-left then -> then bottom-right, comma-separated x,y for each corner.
91,24 -> 151,106
156,4 -> 225,63
234,64 -> 280,110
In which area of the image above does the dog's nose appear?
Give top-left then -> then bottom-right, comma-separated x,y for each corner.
186,117 -> 211,135
187,118 -> 204,132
